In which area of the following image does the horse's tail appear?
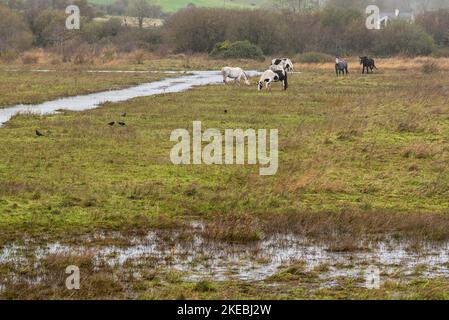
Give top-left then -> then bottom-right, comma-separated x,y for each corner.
284,71 -> 288,90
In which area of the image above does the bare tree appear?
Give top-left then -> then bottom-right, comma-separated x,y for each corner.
273,0 -> 305,12
128,0 -> 161,28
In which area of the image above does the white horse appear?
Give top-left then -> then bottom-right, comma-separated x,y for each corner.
221,67 -> 251,86
271,58 -> 294,72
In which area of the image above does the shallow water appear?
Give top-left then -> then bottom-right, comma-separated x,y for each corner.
1,226 -> 449,286
0,70 -> 260,125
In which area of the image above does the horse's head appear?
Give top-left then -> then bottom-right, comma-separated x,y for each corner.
245,79 -> 251,86
284,59 -> 294,72
360,56 -> 367,64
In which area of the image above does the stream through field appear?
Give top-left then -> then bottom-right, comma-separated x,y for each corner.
0,70 -> 260,126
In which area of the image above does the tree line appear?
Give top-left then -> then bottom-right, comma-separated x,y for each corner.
164,7 -> 447,56
0,0 -> 448,61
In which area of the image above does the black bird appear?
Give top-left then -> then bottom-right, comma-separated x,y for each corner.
121,113 -> 127,117
224,109 -> 228,114
108,122 -> 115,126
35,130 -> 44,137
118,122 -> 126,126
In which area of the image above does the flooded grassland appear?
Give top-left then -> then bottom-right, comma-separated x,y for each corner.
1,64 -> 449,299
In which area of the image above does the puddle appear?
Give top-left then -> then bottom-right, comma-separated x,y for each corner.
0,70 -> 260,126
1,225 -> 449,287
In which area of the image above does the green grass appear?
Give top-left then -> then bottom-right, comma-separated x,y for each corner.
1,66 -> 449,239
2,63 -> 449,299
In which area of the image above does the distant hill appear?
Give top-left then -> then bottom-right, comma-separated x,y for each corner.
89,0 -> 268,12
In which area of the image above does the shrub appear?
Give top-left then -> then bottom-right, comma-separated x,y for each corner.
73,44 -> 94,65
432,47 -> 449,58
422,60 -> 439,74
0,50 -> 19,63
373,21 -> 435,56
21,53 -> 39,65
210,40 -> 264,60
296,51 -> 334,63
0,5 -> 33,54
133,49 -> 145,64
100,45 -> 118,63
416,10 -> 449,47
60,40 -> 81,62
164,8 -> 229,53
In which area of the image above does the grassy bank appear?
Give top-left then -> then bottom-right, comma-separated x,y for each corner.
0,70 -> 170,107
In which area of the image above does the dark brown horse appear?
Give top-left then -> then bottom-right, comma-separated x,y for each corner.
360,57 -> 377,74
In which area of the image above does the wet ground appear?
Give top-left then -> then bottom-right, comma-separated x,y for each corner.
1,222 -> 449,290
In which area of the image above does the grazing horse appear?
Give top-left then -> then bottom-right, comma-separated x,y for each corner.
360,56 -> 377,74
271,58 -> 294,72
335,57 -> 349,76
258,68 -> 288,92
221,67 -> 251,85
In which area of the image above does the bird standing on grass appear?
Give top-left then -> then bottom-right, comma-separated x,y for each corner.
108,122 -> 115,126
35,130 -> 44,137
118,122 -> 126,126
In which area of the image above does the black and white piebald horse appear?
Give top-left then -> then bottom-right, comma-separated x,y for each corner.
360,56 -> 377,74
271,58 -> 294,72
335,57 -> 349,76
258,66 -> 288,92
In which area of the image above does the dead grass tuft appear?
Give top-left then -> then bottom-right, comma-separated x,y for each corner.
263,210 -> 449,241
402,142 -> 437,159
422,61 -> 440,74
21,53 -> 39,65
203,214 -> 264,242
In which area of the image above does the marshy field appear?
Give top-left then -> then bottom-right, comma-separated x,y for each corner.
1,54 -> 449,299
